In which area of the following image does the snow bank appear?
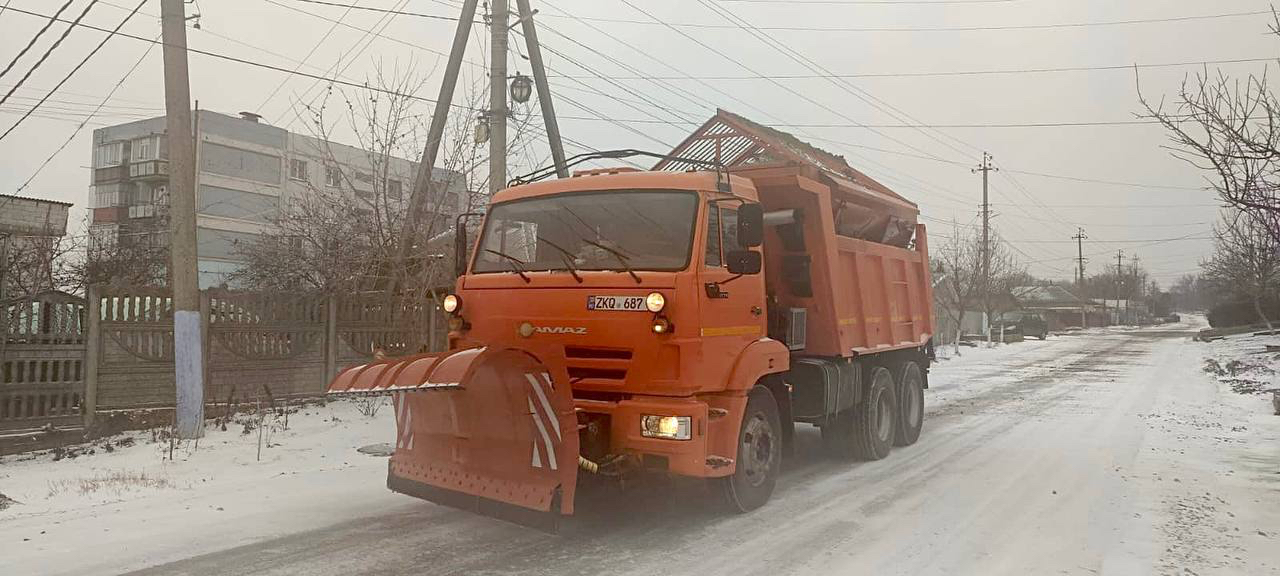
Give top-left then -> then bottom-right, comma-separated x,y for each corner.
0,398 -> 405,576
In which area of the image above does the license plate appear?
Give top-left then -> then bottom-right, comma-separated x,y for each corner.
587,295 -> 647,312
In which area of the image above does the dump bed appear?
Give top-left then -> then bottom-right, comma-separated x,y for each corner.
735,163 -> 935,358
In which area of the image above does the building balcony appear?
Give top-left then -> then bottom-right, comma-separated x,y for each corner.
129,159 -> 169,181
93,165 -> 128,185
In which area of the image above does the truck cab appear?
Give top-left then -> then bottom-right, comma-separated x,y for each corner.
448,170 -> 784,488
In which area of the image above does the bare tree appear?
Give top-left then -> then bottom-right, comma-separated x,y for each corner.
1140,12 -> 1280,243
980,230 -> 1027,344
231,62 -> 539,313
1200,212 -> 1280,330
934,223 -> 983,353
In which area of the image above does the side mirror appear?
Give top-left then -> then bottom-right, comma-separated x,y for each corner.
737,203 -> 764,247
454,212 -> 484,277
726,250 -> 762,275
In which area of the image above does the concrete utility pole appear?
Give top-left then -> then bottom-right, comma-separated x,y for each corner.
973,152 -> 996,340
489,0 -> 509,195
396,0 -> 478,289
1073,227 -> 1087,328
515,0 -> 567,178
161,0 -> 203,439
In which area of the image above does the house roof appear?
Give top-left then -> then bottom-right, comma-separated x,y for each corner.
1012,285 -> 1085,308
0,193 -> 73,207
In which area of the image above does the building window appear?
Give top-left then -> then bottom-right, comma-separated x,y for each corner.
325,165 -> 341,187
132,137 -> 154,161
96,142 -> 123,167
386,179 -> 402,199
289,158 -> 309,182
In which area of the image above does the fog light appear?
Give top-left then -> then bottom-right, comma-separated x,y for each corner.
641,415 -> 691,440
442,294 -> 461,314
652,316 -> 672,334
645,291 -> 665,312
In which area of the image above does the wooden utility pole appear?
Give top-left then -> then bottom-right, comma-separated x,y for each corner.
1073,227 -> 1087,328
515,0 -> 567,177
973,152 -> 996,340
161,0 -> 203,439
489,0 -> 509,195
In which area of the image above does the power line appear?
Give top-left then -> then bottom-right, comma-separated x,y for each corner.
545,56 -> 1280,81
277,1 -> 1270,34
1001,168 -> 1207,190
0,0 -> 101,108
255,0 -> 359,112
1,0 -> 145,142
16,32 -> 158,193
0,0 -> 77,81
719,0 -> 1022,3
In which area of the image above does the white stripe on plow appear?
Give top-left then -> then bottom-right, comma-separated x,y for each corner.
526,373 -> 561,440
528,396 -> 557,470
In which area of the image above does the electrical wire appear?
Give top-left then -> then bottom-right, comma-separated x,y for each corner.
0,0 -> 100,107
1,0 -> 144,142
16,33 -> 158,193
0,0 -> 77,81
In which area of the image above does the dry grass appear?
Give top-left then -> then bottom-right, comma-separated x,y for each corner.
47,470 -> 174,498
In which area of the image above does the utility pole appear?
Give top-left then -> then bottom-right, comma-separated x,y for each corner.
395,0 -> 478,296
489,0 -> 509,195
973,152 -> 996,341
1073,227 -> 1087,328
1115,249 -> 1125,326
515,0 -> 567,177
161,0 -> 202,439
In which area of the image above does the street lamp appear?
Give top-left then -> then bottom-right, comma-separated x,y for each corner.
509,72 -> 533,104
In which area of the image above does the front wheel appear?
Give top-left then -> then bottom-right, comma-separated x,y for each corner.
720,386 -> 782,513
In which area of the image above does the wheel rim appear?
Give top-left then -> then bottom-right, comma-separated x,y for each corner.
875,389 -> 893,443
740,412 -> 776,487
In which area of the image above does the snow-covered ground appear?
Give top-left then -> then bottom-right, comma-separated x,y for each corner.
2,316 -> 1278,575
0,399 -> 401,575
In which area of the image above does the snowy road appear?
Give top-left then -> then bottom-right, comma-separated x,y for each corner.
110,323 -> 1279,576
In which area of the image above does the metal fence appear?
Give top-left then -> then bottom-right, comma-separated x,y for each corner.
1,287 -> 444,434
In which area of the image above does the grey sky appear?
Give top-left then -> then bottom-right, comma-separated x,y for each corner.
2,0 -> 1275,283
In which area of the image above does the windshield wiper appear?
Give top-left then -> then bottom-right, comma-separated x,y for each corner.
483,248 -> 531,283
580,237 -> 641,284
536,238 -> 583,283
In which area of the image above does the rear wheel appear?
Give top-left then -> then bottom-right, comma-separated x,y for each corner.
894,361 -> 924,447
853,365 -> 897,460
721,386 -> 782,513
823,364 -> 897,460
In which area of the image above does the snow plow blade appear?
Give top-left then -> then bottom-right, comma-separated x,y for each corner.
327,345 -> 579,531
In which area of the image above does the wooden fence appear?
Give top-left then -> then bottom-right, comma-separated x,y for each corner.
1,287 -> 444,434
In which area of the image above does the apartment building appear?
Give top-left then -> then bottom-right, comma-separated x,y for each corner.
88,110 -> 466,288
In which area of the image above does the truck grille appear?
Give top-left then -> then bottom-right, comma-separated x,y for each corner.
564,346 -> 631,385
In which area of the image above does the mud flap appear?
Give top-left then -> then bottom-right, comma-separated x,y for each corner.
327,346 -> 579,531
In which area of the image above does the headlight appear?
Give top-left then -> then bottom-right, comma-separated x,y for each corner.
641,415 -> 691,440
442,294 -> 461,314
645,292 -> 665,313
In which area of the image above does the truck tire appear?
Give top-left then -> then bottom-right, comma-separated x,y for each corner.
894,361 -> 924,447
721,386 -> 782,513
822,364 -> 897,461
852,365 -> 897,460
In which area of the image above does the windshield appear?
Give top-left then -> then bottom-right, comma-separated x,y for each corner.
471,189 -> 699,274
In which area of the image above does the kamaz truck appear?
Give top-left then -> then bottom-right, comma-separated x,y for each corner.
329,111 -> 935,529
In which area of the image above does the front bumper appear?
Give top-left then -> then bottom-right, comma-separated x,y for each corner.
575,394 -> 743,478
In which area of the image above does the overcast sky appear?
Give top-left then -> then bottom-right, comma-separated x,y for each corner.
2,0 -> 1277,284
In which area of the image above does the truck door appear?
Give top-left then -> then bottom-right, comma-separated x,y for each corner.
699,203 -> 766,371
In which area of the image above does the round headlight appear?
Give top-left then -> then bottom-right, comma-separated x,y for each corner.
442,294 -> 461,314
645,292 -> 665,313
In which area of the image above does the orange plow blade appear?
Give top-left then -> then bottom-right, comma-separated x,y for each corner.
327,346 -> 579,531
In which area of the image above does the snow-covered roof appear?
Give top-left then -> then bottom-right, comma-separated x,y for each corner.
1012,285 -> 1085,307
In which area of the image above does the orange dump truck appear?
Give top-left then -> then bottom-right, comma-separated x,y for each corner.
329,111 -> 935,529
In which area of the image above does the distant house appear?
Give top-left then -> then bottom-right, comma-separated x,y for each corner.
1011,285 -> 1099,330
1091,299 -> 1150,326
0,194 -> 72,297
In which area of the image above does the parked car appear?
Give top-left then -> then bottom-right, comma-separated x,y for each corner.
1001,311 -> 1048,340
